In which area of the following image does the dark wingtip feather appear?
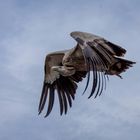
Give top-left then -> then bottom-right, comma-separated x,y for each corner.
83,58 -> 91,95
44,87 -> 55,117
106,41 -> 126,56
38,83 -> 49,115
40,75 -> 78,117
81,43 -> 109,99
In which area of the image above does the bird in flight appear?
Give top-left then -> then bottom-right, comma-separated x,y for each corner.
38,31 -> 135,117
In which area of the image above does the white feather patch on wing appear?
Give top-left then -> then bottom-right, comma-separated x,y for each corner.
45,70 -> 60,84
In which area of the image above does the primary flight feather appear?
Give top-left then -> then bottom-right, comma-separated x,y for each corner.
38,31 -> 135,117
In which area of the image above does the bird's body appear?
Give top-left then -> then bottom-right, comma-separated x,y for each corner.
38,31 -> 135,117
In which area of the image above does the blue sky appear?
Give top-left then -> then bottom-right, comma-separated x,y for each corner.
0,0 -> 140,140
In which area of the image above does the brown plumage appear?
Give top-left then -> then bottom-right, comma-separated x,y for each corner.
38,31 -> 135,117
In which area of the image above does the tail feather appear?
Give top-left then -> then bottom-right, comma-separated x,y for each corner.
106,57 -> 136,77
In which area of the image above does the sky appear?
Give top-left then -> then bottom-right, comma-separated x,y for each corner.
0,0 -> 140,140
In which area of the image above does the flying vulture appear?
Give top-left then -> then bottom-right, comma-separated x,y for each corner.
38,31 -> 135,117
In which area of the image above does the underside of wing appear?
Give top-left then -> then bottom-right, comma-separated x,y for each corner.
81,42 -> 110,98
70,31 -> 135,99
38,71 -> 87,117
38,76 -> 76,117
70,32 -> 120,98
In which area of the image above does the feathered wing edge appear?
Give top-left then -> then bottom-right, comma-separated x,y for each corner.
81,43 -> 110,99
38,71 -> 86,117
93,39 -> 135,76
79,38 -> 135,98
104,41 -> 126,56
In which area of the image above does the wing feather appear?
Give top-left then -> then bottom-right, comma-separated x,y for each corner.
71,34 -> 113,98
45,86 -> 55,117
39,69 -> 86,116
38,84 -> 49,114
80,45 -> 108,98
56,83 -> 64,115
88,57 -> 98,98
61,90 -> 68,114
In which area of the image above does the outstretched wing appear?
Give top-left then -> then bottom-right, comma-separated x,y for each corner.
70,31 -> 127,98
38,51 -> 87,117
